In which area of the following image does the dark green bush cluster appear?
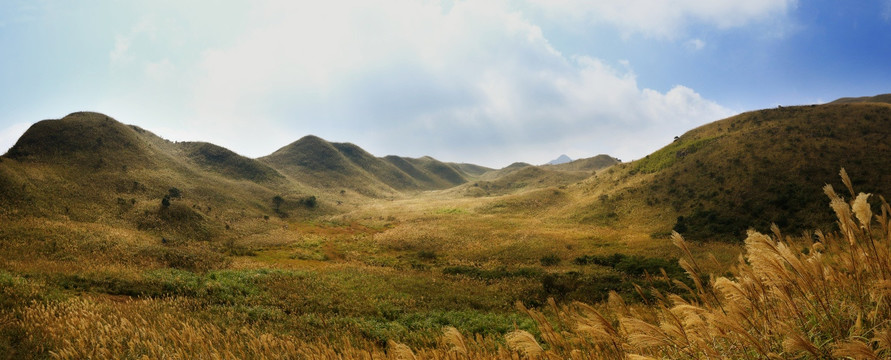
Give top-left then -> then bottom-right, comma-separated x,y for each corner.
539,254 -> 560,266
140,245 -> 230,272
299,195 -> 317,208
540,272 -> 631,302
441,266 -> 542,280
573,253 -> 683,277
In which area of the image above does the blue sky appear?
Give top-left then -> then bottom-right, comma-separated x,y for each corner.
1,0 -> 889,167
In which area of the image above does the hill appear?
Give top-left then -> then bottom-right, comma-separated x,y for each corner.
382,155 -> 469,189
465,166 -> 590,196
457,155 -> 618,197
0,112 -> 315,242
448,162 -> 493,177
261,136 -> 476,196
5,112 -> 163,169
544,154 -> 619,172
565,102 -> 891,241
176,142 -> 285,183
830,93 -> 891,105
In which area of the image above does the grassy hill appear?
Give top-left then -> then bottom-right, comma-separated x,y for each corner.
0,112 -> 318,245
543,154 -> 619,172
457,156 -> 618,197
261,136 -> 478,197
565,101 -> 891,241
382,155 -> 470,189
465,166 -> 590,196
177,142 -> 285,183
830,93 -> 891,104
448,162 -> 494,177
5,112 -> 164,170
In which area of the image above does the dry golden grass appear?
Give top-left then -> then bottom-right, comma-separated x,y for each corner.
10,169 -> 888,359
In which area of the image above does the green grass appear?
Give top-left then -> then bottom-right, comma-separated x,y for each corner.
634,135 -> 720,173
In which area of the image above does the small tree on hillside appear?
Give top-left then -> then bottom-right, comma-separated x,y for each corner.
272,195 -> 284,212
168,187 -> 182,199
301,195 -> 317,208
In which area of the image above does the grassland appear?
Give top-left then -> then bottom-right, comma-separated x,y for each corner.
2,101 -> 891,358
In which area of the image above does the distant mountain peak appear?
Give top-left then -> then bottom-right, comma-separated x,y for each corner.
547,154 -> 572,165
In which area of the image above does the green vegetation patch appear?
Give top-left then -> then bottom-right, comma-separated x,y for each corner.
532,253 -> 695,303
442,266 -> 543,280
573,253 -> 684,277
634,135 -> 720,173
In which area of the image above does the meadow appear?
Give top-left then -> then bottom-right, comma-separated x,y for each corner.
0,163 -> 739,359
2,170 -> 888,358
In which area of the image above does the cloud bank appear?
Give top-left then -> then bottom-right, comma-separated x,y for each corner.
180,0 -> 735,166
2,0 -> 793,166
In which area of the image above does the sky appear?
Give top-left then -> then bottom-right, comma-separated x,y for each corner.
1,0 -> 890,168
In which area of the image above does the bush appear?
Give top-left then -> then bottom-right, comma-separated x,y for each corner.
442,266 -> 542,280
140,245 -> 230,272
573,253 -> 683,278
300,195 -> 317,208
539,254 -> 561,266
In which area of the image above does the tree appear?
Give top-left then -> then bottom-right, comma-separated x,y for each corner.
673,216 -> 687,234
301,195 -> 317,208
272,195 -> 284,211
161,195 -> 171,208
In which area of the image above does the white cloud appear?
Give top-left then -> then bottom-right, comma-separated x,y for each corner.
526,0 -> 797,39
183,0 -> 732,166
883,0 -> 891,21
685,38 -> 705,51
109,35 -> 132,65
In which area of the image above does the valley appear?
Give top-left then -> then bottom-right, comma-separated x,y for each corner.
3,97 -> 891,358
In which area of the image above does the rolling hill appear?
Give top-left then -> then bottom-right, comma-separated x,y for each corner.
830,93 -> 891,105
260,136 -> 479,196
543,154 -> 620,172
7,97 -> 891,247
0,112 -> 502,245
0,112 -> 314,243
563,100 -> 891,241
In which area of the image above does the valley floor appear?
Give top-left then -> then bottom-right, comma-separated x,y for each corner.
1,186 -> 746,358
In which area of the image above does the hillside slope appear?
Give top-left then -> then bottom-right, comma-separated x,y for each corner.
569,102 -> 891,241
830,93 -> 891,105
261,136 -> 475,196
0,112 -> 313,242
544,154 -> 619,172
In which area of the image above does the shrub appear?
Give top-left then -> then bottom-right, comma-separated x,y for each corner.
539,254 -> 560,266
442,266 -> 542,280
300,195 -> 317,208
